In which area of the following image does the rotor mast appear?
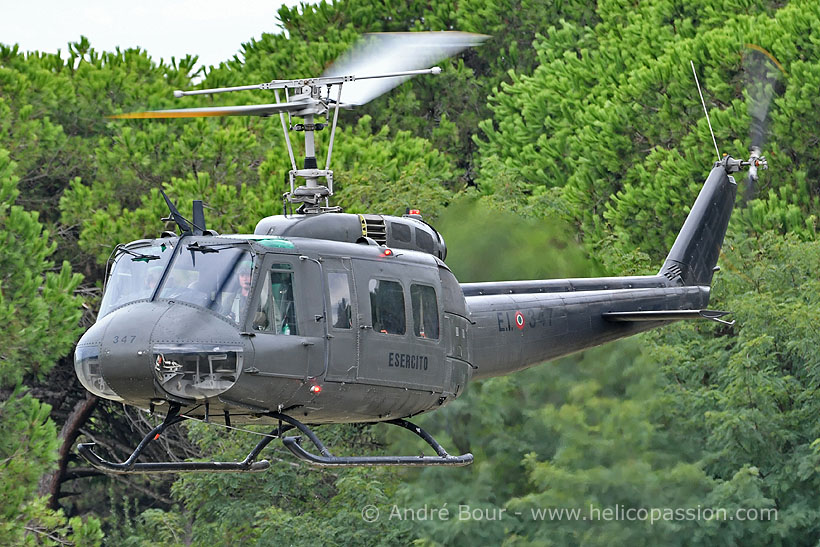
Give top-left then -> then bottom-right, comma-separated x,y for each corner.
171,67 -> 442,213
110,32 -> 489,212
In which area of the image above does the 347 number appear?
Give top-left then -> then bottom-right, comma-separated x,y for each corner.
112,335 -> 136,344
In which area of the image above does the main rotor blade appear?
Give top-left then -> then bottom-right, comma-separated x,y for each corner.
323,31 -> 488,105
109,101 -> 317,119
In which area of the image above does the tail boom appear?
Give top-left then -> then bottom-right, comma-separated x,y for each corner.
465,282 -> 708,379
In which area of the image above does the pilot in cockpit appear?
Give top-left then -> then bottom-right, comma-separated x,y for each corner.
226,259 -> 253,322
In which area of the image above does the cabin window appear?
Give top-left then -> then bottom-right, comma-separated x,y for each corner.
411,284 -> 439,339
252,263 -> 298,335
327,272 -> 352,329
369,279 -> 406,335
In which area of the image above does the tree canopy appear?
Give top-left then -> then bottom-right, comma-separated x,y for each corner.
2,0 -> 820,544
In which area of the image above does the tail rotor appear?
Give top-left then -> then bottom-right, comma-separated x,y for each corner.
741,44 -> 786,203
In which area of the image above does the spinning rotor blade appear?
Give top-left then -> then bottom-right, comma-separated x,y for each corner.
742,44 -> 786,202
110,32 -> 486,120
323,31 -> 488,105
109,101 -> 316,119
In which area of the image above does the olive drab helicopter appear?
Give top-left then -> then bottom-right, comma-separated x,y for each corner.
74,33 -> 772,474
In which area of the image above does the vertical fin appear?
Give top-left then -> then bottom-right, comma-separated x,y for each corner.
659,160 -> 736,286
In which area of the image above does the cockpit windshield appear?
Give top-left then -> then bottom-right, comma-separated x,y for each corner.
99,244 -> 174,318
158,246 -> 253,324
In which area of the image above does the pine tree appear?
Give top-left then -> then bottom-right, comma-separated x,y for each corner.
0,148 -> 100,543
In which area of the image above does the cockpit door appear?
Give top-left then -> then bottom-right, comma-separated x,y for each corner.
245,255 -> 324,380
323,257 -> 359,382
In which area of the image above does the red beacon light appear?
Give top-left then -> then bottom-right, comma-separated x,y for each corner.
310,384 -> 322,394
380,248 -> 394,258
408,209 -> 421,215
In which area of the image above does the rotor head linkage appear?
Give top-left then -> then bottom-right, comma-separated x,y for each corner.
169,67 -> 447,211
720,151 -> 768,176
110,32 -> 489,213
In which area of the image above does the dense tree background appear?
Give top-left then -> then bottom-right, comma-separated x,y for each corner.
2,0 -> 820,544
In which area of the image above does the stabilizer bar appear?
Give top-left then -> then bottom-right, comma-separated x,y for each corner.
603,309 -> 734,326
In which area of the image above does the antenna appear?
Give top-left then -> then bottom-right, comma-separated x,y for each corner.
690,61 -> 721,161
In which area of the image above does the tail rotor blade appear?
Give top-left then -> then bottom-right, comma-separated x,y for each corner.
742,44 -> 786,203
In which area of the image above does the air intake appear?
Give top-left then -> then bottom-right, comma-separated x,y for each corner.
359,214 -> 387,244
662,263 -> 683,281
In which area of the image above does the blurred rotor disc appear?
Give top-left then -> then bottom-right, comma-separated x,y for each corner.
323,32 -> 488,105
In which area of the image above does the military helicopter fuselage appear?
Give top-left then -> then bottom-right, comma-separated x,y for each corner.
76,159 -> 736,431
77,212 -> 465,425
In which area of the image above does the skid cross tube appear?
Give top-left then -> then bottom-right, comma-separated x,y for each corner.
271,413 -> 474,467
77,408 -> 288,474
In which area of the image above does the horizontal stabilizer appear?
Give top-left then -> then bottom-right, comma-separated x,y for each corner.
603,309 -> 733,325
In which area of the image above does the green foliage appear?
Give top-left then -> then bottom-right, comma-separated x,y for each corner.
3,0 -> 820,545
475,0 -> 820,272
0,145 -> 93,542
0,149 -> 83,385
395,235 -> 815,545
436,196 -> 601,282
0,388 -> 103,545
0,40 -> 195,223
333,117 -> 459,218
102,421 -> 412,546
60,113 -> 459,265
647,232 -> 820,542
250,470 -> 413,546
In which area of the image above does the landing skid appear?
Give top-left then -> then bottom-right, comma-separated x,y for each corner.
77,406 -> 278,474
272,412 -> 473,467
77,406 -> 473,474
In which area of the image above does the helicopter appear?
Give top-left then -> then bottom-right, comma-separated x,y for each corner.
74,32 -> 768,474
